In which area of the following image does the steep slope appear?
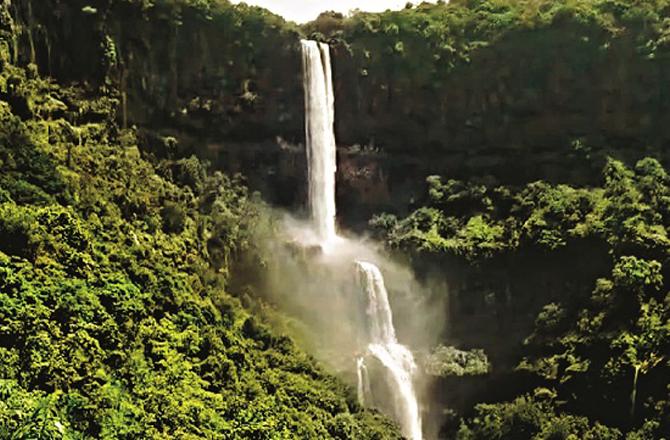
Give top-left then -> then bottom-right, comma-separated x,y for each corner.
372,162 -> 670,438
0,44 -> 400,439
6,0 -> 304,141
7,1 -> 670,209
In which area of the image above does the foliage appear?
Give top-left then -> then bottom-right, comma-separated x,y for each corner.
456,390 -> 622,440
376,158 -> 670,437
300,0 -> 670,154
422,345 -> 490,377
520,255 -> 669,429
0,57 -> 400,438
374,159 -> 670,261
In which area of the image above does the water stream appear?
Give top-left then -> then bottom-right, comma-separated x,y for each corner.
300,39 -> 423,440
301,40 -> 337,247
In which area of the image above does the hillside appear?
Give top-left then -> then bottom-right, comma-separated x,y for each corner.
0,1 -> 669,439
0,33 -> 399,439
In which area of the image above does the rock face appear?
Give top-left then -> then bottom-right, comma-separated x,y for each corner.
5,0 -> 670,221
7,0 -> 304,141
329,28 -> 670,188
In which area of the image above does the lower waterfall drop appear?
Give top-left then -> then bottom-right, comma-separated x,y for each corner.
356,261 -> 422,440
356,357 -> 372,406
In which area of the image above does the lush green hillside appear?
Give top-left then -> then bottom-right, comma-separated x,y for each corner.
9,0 -> 670,182
6,0 -> 670,230
7,0 -> 304,143
2,1 -> 670,439
372,159 -> 670,438
354,3 -> 670,437
0,42 -> 400,439
318,0 -> 670,158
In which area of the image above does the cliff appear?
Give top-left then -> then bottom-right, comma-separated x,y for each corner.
6,1 -> 670,205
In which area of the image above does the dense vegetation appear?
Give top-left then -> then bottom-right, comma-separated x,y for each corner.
0,37 -> 401,439
372,159 -> 670,438
10,0 -> 670,176
8,0 -> 304,144
314,0 -> 670,161
1,0 -> 670,439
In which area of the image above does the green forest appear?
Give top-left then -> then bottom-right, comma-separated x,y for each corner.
0,0 -> 669,439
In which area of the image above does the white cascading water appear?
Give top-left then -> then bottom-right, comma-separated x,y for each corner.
356,262 -> 423,440
356,356 -> 372,405
301,40 -> 422,440
301,40 -> 337,246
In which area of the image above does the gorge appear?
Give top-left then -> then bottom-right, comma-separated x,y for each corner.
0,1 -> 669,439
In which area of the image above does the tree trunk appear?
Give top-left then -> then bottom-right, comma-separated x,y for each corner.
630,365 -> 640,419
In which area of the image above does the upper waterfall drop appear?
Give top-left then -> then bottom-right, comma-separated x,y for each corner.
301,40 -> 337,246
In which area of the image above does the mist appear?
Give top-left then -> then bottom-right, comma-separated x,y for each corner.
243,208 -> 449,436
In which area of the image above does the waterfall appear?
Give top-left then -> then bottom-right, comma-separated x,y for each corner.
300,40 -> 422,440
356,262 -> 423,440
301,40 -> 337,246
356,357 -> 372,406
